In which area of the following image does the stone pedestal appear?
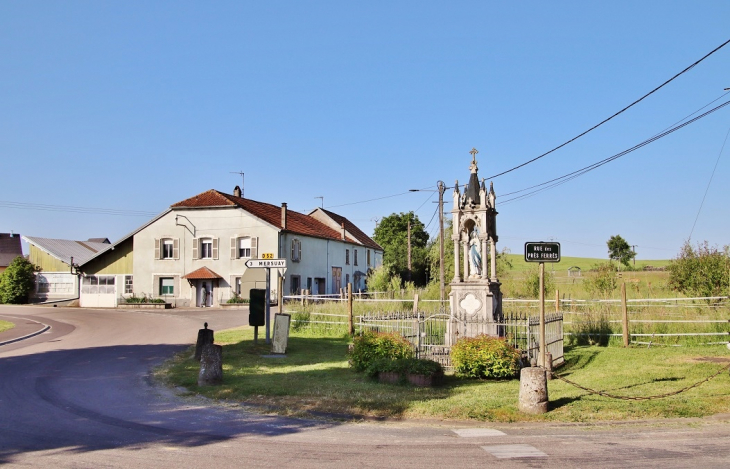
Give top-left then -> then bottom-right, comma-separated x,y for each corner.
518,367 -> 548,414
198,344 -> 223,386
446,281 -> 502,345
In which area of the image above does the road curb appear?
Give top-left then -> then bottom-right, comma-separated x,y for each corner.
0,319 -> 51,346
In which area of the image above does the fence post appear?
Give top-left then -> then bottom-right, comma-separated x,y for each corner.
622,282 -> 629,347
348,283 -> 354,337
412,293 -> 419,315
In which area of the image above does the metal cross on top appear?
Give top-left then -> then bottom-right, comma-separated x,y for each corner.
469,147 -> 478,163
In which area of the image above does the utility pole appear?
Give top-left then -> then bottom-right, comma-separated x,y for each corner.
438,181 -> 446,303
407,218 -> 412,282
631,245 -> 637,268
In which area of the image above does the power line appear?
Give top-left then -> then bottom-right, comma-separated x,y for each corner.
485,37 -> 730,180
0,200 -> 160,217
688,124 -> 730,240
500,100 -> 730,205
325,191 -> 412,209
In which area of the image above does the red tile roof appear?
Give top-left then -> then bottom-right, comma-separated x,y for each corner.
171,190 -> 377,246
182,266 -> 223,280
318,208 -> 383,250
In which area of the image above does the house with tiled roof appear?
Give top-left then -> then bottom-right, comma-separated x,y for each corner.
78,186 -> 382,307
0,233 -> 23,274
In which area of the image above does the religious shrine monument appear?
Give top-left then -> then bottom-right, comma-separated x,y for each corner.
447,148 -> 503,344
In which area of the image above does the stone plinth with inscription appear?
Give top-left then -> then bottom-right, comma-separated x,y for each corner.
446,149 -> 503,345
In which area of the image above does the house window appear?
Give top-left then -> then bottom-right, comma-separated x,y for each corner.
160,277 -> 174,295
354,249 -> 358,266
290,275 -> 301,294
162,239 -> 174,259
367,249 -> 371,267
124,275 -> 133,294
238,238 -> 251,258
201,239 -> 213,259
291,239 -> 301,262
345,249 -> 350,265
82,275 -> 115,294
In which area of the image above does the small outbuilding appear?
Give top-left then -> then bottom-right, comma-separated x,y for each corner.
567,266 -> 582,277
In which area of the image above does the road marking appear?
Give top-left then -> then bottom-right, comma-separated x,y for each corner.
481,444 -> 547,459
452,428 -> 506,437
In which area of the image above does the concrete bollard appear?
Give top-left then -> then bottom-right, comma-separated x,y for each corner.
518,367 -> 549,414
198,343 -> 223,386
195,322 -> 215,361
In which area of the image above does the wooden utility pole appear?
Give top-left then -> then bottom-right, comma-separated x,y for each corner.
407,219 -> 412,282
621,282 -> 629,347
438,181 -> 446,303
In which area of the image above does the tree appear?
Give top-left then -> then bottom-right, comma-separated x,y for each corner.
607,235 -> 635,268
0,257 -> 39,304
372,212 -> 430,286
667,241 -> 730,300
583,262 -> 619,299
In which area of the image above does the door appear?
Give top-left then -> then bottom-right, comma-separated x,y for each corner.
198,281 -> 213,307
331,267 -> 342,294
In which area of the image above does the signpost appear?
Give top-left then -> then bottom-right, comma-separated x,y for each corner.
524,242 -> 561,369
245,258 -> 287,343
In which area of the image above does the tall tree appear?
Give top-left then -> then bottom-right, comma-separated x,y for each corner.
607,235 -> 635,268
373,212 -> 430,286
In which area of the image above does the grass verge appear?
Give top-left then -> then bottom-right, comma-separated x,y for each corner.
0,320 -> 15,334
156,326 -> 730,422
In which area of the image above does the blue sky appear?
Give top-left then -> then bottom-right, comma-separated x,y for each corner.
1,2 -> 729,260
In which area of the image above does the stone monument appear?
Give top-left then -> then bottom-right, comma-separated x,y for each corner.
446,148 -> 503,344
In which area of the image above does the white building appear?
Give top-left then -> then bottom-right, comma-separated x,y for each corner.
78,187 -> 383,307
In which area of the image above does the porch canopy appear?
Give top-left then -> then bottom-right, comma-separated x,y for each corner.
182,266 -> 223,280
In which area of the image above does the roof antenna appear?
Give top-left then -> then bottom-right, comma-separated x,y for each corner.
230,171 -> 244,197
315,196 -> 323,208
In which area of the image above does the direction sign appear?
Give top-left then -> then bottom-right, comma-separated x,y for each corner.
524,242 -> 561,263
245,258 -> 287,269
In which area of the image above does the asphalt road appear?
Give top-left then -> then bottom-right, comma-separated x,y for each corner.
1,305 -> 729,468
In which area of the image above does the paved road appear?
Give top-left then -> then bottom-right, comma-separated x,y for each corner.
1,305 -> 729,468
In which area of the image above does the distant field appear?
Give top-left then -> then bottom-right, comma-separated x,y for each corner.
503,253 -> 672,274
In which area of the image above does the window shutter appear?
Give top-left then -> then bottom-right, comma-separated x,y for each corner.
153,275 -> 160,296
212,238 -> 219,259
154,239 -> 160,259
251,237 -> 258,259
231,237 -> 237,259
192,238 -> 199,259
173,238 -> 180,259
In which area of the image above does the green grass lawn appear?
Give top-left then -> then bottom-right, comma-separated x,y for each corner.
0,320 -> 15,334
157,326 -> 730,422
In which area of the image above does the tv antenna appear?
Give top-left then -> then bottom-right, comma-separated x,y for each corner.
315,196 -> 324,208
230,171 -> 244,197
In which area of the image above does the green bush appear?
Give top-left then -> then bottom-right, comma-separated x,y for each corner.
584,262 -> 618,298
364,357 -> 443,379
226,296 -> 249,304
349,330 -> 414,372
0,257 -> 39,304
450,335 -> 521,379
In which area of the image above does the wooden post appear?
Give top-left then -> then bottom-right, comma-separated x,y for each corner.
347,283 -> 354,336
412,293 -> 419,315
622,282 -> 629,347
555,289 -> 560,313
539,262 -> 546,368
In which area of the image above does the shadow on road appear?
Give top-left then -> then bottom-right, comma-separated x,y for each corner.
0,344 -> 337,464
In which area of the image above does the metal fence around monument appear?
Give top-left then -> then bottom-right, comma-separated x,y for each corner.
356,311 -> 564,370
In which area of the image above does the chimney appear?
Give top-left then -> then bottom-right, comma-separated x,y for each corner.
233,185 -> 241,197
281,203 -> 287,230
341,222 -> 346,240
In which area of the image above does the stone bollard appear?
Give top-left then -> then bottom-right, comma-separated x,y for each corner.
198,343 -> 223,386
518,366 -> 548,414
195,322 -> 215,361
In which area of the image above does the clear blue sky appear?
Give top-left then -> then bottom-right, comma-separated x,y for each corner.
2,2 -> 729,260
